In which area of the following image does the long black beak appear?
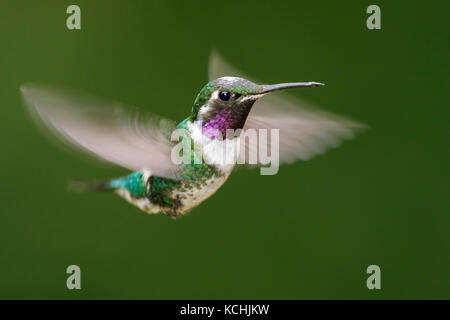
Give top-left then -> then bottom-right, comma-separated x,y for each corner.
260,82 -> 324,94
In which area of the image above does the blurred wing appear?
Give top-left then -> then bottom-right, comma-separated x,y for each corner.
209,50 -> 366,165
22,83 -> 179,178
241,94 -> 365,164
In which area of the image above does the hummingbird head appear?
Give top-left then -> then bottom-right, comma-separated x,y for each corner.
190,76 -> 323,139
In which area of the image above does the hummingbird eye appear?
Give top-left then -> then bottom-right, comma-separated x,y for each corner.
218,90 -> 231,102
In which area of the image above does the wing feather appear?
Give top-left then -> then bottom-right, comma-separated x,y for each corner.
22,84 -> 178,178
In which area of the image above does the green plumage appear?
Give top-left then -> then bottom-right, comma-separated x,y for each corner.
108,171 -> 147,198
191,81 -> 216,120
108,164 -> 222,211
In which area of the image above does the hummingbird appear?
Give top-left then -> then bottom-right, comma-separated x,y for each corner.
22,51 -> 364,217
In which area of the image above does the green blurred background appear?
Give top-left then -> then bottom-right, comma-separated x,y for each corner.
0,0 -> 448,299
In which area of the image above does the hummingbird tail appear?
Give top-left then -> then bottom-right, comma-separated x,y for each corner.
68,179 -> 113,192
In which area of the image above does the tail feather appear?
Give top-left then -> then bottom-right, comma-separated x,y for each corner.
68,171 -> 147,195
68,179 -> 113,192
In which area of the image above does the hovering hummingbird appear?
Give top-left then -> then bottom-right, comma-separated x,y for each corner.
22,51 -> 364,217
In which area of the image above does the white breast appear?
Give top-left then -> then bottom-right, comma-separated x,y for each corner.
187,120 -> 239,174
